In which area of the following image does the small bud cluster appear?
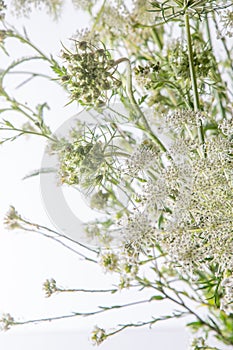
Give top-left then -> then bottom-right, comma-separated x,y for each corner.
0,313 -> 14,331
167,40 -> 215,80
99,248 -> 139,289
100,252 -> 119,272
134,62 -> 160,89
54,139 -> 106,189
91,326 -> 107,345
60,41 -> 121,107
0,0 -> 6,20
4,206 -> 22,230
43,278 -> 58,298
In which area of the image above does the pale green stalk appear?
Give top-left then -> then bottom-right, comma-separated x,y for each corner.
185,12 -> 205,155
113,58 -> 168,153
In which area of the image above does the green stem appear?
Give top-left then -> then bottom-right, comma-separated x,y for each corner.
12,299 -> 152,327
0,127 -> 55,141
20,217 -> 98,254
185,13 -> 205,154
185,14 -> 200,111
113,58 -> 168,153
151,28 -> 163,50
8,32 -> 51,62
89,0 -> 107,36
22,227 -> 97,263
56,287 -> 117,294
205,14 -> 226,120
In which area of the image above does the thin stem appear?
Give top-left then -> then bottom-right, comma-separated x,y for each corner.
12,299 -> 152,327
89,0 -> 107,36
56,287 -> 117,294
7,31 -> 51,62
212,14 -> 233,72
185,12 -> 205,154
106,311 -> 189,339
22,227 -> 97,263
0,127 -> 55,142
19,217 -> 98,254
185,14 -> 200,111
113,58 -> 168,153
151,28 -> 163,50
205,14 -> 226,120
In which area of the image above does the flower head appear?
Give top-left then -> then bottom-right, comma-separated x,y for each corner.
100,252 -> 119,272
123,139 -> 160,177
59,41 -> 121,107
43,278 -> 58,298
217,9 -> 233,39
91,326 -> 107,345
4,206 -> 22,230
0,313 -> 14,331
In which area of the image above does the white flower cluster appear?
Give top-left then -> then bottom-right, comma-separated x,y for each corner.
11,0 -> 62,16
217,8 -> 233,39
123,139 -> 160,177
119,210 -> 156,251
221,276 -> 233,314
118,111 -> 233,276
72,0 -> 96,11
165,109 -> 204,130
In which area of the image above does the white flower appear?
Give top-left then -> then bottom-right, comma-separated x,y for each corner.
123,140 -> 160,177
217,9 -> 233,39
220,276 -> 233,314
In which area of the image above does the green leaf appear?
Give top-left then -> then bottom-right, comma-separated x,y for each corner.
3,120 -> 14,128
150,295 -> 164,301
186,321 -> 203,330
138,95 -> 148,105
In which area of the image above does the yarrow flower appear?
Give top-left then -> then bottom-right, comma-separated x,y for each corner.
59,41 -> 121,107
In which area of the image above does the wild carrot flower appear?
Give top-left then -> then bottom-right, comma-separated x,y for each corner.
59,41 -> 121,107
217,9 -> 233,39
